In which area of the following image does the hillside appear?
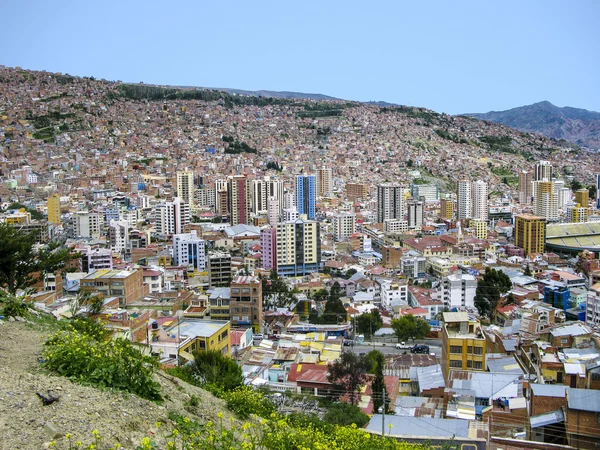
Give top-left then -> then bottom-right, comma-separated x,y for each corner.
0,320 -> 237,450
467,101 -> 600,150
0,66 -> 598,200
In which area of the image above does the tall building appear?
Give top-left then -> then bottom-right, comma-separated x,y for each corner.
597,173 -> 600,209
74,211 -> 104,239
251,179 -> 268,215
296,175 -> 316,219
471,180 -> 488,222
208,252 -> 231,287
439,274 -> 476,309
267,196 -> 280,227
173,230 -> 206,271
518,171 -> 533,205
535,160 -> 553,181
265,176 -> 284,215
410,184 -> 439,202
47,194 -> 61,225
514,214 -> 546,256
260,228 -> 277,271
575,189 -> 589,209
533,181 -> 558,221
332,212 -> 356,241
317,166 -> 333,198
407,199 -> 424,228
377,183 -> 404,223
154,197 -> 190,235
230,275 -> 263,333
276,219 -> 321,276
457,180 -> 472,221
108,220 -> 129,253
440,199 -> 454,219
228,175 -> 251,225
568,204 -> 589,223
176,170 -> 195,208
441,312 -> 487,380
346,183 -> 369,201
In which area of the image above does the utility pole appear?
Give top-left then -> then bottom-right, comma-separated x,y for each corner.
381,389 -> 386,436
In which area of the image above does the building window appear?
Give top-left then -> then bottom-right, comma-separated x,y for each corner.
450,346 -> 462,354
473,347 -> 483,355
473,361 -> 483,370
467,360 -> 472,368
467,346 -> 473,354
450,360 -> 462,368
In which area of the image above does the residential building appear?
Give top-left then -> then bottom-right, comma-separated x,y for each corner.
535,160 -> 553,182
380,280 -> 409,311
228,175 -> 251,225
74,210 -> 104,239
407,198 -> 424,229
564,388 -> 600,449
295,175 -> 316,219
410,184 -> 439,202
574,188 -> 589,209
173,230 -> 206,271
471,180 -> 488,221
251,179 -> 268,215
229,275 -> 263,333
533,181 -> 558,221
208,252 -> 232,287
276,219 -> 320,276
457,180 -> 472,220
154,197 -> 190,236
597,173 -> 600,209
78,245 -> 113,272
568,204 -> 588,223
317,166 -> 333,198
439,273 -> 476,309
518,170 -> 533,205
267,196 -> 280,226
441,312 -> 486,380
79,269 -> 146,307
260,228 -> 277,271
332,212 -> 356,241
514,214 -> 546,256
470,219 -> 488,240
176,170 -> 195,208
440,199 -> 454,220
108,219 -> 129,253
47,194 -> 61,225
377,183 -> 404,223
209,287 -> 231,320
346,183 -> 369,201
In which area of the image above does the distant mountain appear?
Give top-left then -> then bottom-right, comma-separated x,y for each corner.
466,101 -> 600,149
196,87 -> 340,102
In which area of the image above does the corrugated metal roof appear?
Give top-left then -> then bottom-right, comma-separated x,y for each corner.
530,409 -> 564,428
366,416 -> 470,438
530,383 -> 567,398
567,388 -> 600,412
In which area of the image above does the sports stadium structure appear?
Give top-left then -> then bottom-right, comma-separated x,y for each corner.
546,222 -> 600,257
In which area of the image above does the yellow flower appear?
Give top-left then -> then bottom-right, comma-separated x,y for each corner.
66,433 -> 72,439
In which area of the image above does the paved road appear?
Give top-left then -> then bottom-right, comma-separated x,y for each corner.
346,341 -> 442,358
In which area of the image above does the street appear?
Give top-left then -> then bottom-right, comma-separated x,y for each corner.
345,338 -> 442,358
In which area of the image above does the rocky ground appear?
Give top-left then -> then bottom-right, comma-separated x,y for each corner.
0,318 -> 239,450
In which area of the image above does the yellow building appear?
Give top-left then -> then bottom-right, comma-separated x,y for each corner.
4,209 -> 31,224
47,194 -> 61,225
440,199 -> 454,219
575,189 -> 589,208
470,219 -> 488,240
514,214 -> 546,256
568,204 -> 588,223
209,287 -> 231,320
441,312 -> 487,380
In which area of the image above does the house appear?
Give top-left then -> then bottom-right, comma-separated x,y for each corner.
564,388 -> 600,449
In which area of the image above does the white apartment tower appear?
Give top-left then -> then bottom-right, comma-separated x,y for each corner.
533,181 -> 559,221
407,199 -> 424,229
154,197 -> 190,235
176,170 -> 195,208
471,180 -> 488,221
74,211 -> 104,239
377,183 -> 404,223
108,220 -> 129,253
173,230 -> 206,271
333,212 -> 356,241
457,180 -> 472,221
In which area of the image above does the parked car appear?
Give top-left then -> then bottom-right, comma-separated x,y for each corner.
395,342 -> 410,349
343,339 -> 355,347
410,344 -> 429,354
253,333 -> 264,340
268,334 -> 280,341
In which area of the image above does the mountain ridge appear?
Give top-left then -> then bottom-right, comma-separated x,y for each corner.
466,101 -> 600,149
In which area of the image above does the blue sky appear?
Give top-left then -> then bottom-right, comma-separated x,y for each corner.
1,0 -> 598,114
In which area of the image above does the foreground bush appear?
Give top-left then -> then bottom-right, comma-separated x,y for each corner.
222,385 -> 276,419
43,323 -> 161,401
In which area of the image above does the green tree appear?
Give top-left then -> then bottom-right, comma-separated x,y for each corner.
356,308 -> 383,339
322,282 -> 347,324
0,223 -> 75,294
327,352 -> 369,405
589,185 -> 597,200
371,351 -> 391,414
391,314 -> 431,343
571,179 -> 584,191
323,402 -> 370,427
473,267 -> 512,321
191,349 -> 244,392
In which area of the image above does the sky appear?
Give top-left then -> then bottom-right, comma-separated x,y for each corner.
1,0 -> 599,114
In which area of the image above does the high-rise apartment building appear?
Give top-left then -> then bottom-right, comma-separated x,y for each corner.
597,173 -> 600,209
173,230 -> 206,271
176,170 -> 195,208
514,214 -> 546,256
346,183 -> 369,201
251,179 -> 268,215
377,183 -> 404,223
407,199 -> 424,228
471,180 -> 488,222
276,219 -> 321,276
533,181 -> 558,221
108,220 -> 129,253
535,160 -> 553,181
47,194 -> 61,225
457,180 -> 472,221
154,197 -> 190,236
441,312 -> 487,381
518,171 -> 533,205
332,212 -> 356,241
228,175 -> 251,225
440,199 -> 454,220
260,228 -> 277,271
74,211 -> 104,239
471,219 -> 488,240
317,166 -> 333,198
410,184 -> 439,202
296,175 -> 316,220
575,189 -> 589,209
568,204 -> 589,223
267,196 -> 280,227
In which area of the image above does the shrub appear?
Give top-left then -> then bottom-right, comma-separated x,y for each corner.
1,297 -> 29,318
43,326 -> 161,401
222,386 -> 275,419
323,402 -> 371,428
